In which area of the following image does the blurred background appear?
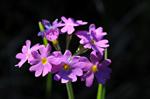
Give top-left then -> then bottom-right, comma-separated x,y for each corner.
0,0 -> 150,99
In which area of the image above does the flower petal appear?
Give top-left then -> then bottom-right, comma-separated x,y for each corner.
35,68 -> 43,77
95,27 -> 107,40
95,40 -> 109,48
70,56 -> 80,65
22,46 -> 28,53
68,73 -> 77,82
64,50 -> 72,60
31,51 -> 41,59
16,53 -> 25,59
52,51 -> 62,57
29,59 -> 39,65
51,64 -> 62,73
95,72 -> 105,84
98,59 -> 111,69
31,44 -> 41,51
61,26 -> 67,33
15,58 -> 27,68
89,24 -> 96,33
61,78 -> 69,83
95,59 -> 112,84
91,45 -> 104,55
29,63 -> 41,71
72,68 -> 83,76
26,40 -> 31,48
61,16 -> 67,22
86,73 -> 94,87
42,19 -> 51,27
48,56 -> 62,65
42,63 -> 52,76
39,44 -> 51,57
84,43 -> 91,49
76,20 -> 88,25
67,26 -> 75,34
38,31 -> 44,37
76,31 -> 89,44
54,74 -> 61,81
90,51 -> 101,64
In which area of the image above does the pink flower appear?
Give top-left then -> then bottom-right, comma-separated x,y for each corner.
15,40 -> 41,68
81,51 -> 111,87
76,24 -> 109,55
61,16 -> 87,34
29,44 -> 54,77
54,50 -> 83,83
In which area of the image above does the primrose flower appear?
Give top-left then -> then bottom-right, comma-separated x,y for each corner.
29,44 -> 54,77
76,24 -> 109,54
38,19 -> 62,41
61,16 -> 87,34
54,50 -> 83,83
82,51 -> 111,87
15,40 -> 40,68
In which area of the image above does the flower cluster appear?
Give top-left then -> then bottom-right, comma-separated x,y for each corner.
15,16 -> 111,87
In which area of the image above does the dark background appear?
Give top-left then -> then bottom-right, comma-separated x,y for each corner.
0,0 -> 150,99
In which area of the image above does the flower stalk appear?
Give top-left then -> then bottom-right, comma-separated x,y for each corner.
66,82 -> 74,99
66,34 -> 72,49
97,84 -> 103,99
65,34 -> 74,99
38,22 -> 52,97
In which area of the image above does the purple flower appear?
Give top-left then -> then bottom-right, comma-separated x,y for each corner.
29,44 -> 54,77
15,40 -> 40,68
76,24 -> 109,54
60,16 -> 87,34
82,51 -> 111,87
38,19 -> 63,41
54,50 -> 83,83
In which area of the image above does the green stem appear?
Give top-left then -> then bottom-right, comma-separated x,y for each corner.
46,74 -> 52,98
43,37 -> 48,45
66,34 -> 72,49
65,34 -> 74,99
66,82 -> 74,99
102,86 -> 106,99
104,49 -> 108,59
97,84 -> 103,99
38,22 -> 48,45
38,21 -> 52,97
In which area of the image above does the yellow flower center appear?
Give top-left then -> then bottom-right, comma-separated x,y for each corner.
91,65 -> 98,73
41,57 -> 47,65
63,64 -> 70,70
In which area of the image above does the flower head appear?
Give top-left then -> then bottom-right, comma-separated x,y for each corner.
82,51 -> 111,87
29,44 -> 54,77
54,50 -> 83,83
76,24 -> 109,54
38,19 -> 62,41
61,16 -> 87,34
15,40 -> 40,68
